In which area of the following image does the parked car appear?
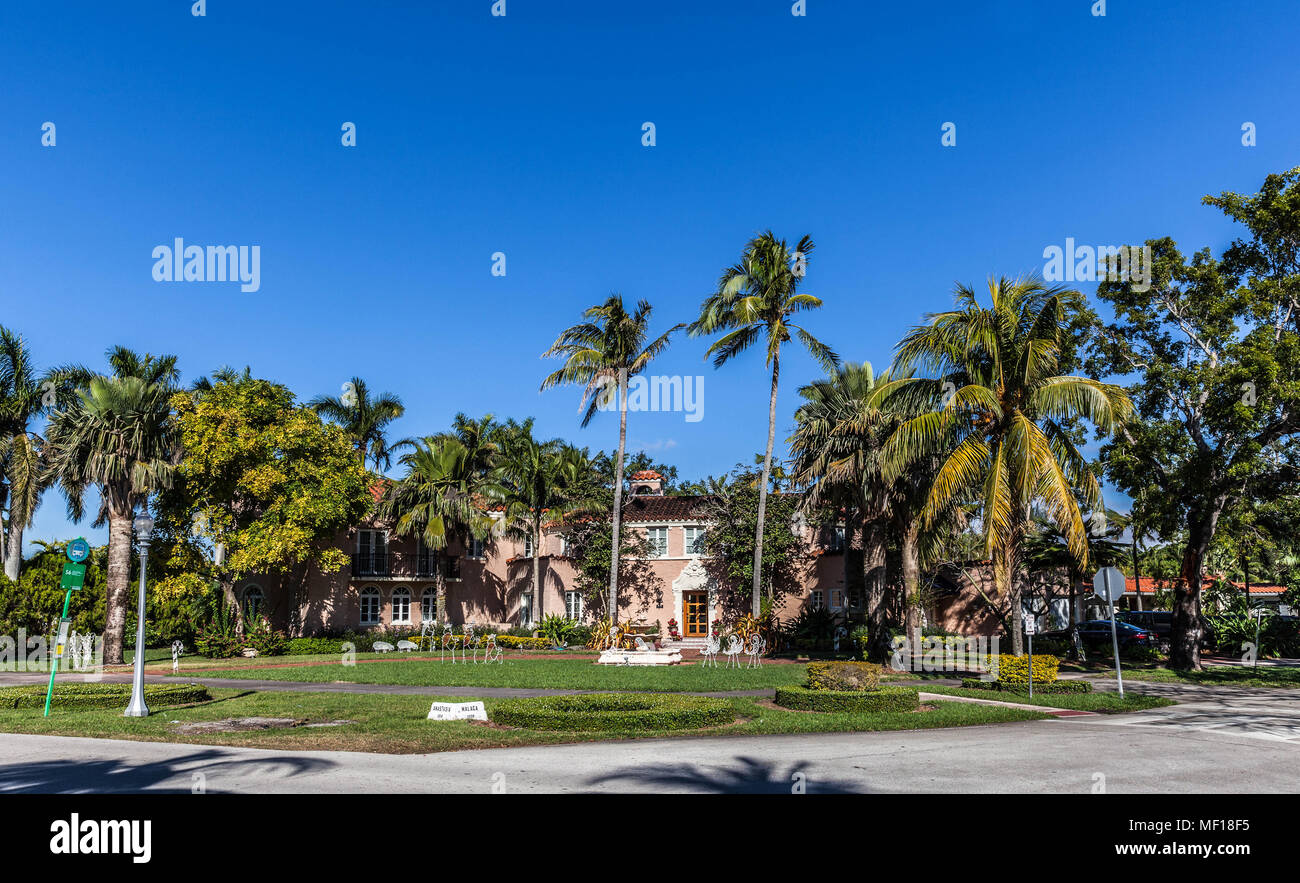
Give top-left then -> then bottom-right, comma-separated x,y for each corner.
1119,610 -> 1173,652
1039,620 -> 1157,654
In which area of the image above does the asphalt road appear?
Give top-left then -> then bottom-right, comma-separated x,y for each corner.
2,680 -> 1297,793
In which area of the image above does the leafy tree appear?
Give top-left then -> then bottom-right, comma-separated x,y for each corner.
0,326 -> 56,580
1090,168 -> 1300,669
541,295 -> 681,623
0,540 -> 106,639
690,231 -> 839,616
309,376 -> 405,471
163,375 -> 372,634
46,373 -> 180,663
880,277 -> 1131,654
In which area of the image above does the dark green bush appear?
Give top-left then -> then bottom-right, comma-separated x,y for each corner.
0,682 -> 211,709
773,685 -> 919,713
490,693 -> 734,732
959,678 -> 1093,694
806,661 -> 882,691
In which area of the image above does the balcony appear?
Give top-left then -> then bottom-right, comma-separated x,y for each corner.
351,551 -> 444,579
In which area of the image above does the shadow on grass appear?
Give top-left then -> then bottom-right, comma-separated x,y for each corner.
0,749 -> 336,793
585,756 -> 866,794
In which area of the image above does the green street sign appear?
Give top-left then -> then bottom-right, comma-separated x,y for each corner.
60,562 -> 86,590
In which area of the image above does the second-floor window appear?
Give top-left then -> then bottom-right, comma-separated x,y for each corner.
468,536 -> 486,559
684,526 -> 706,556
827,525 -> 845,553
524,535 -> 534,558
647,527 -> 669,558
357,530 -> 388,574
810,590 -> 824,610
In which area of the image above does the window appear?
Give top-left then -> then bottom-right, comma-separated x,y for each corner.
810,590 -> 824,610
242,585 -> 264,620
830,589 -> 845,610
519,592 -> 533,627
443,555 -> 461,580
357,529 -> 388,575
848,589 -> 863,610
391,587 -> 411,624
524,535 -> 534,558
421,589 -> 438,623
468,536 -> 486,559
359,587 -> 381,625
828,525 -> 845,553
684,526 -> 706,556
565,590 -> 584,620
416,538 -> 436,576
647,527 -> 669,558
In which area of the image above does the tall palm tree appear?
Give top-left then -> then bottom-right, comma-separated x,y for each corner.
46,375 -> 180,664
379,436 -> 504,625
691,231 -> 839,616
0,327 -> 56,580
309,377 -> 405,471
876,277 -> 1131,654
541,295 -> 681,623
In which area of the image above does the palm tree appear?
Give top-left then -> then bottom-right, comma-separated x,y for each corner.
46,375 -> 180,664
876,276 -> 1131,654
691,232 -> 839,616
0,327 -> 56,580
541,295 -> 681,623
309,377 -> 405,471
379,436 -> 503,625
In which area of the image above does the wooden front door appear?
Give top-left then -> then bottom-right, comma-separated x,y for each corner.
683,592 -> 708,637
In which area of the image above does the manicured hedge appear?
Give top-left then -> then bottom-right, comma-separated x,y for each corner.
774,685 -> 919,713
960,678 -> 1093,694
0,683 -> 211,710
490,693 -> 734,732
806,661 -> 882,692
985,653 -> 1060,684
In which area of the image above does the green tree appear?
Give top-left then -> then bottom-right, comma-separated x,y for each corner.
163,375 -> 372,634
541,295 -> 681,623
46,375 -> 180,663
880,277 -> 1131,654
0,326 -> 56,581
690,231 -> 839,616
309,376 -> 405,471
1090,169 -> 1300,669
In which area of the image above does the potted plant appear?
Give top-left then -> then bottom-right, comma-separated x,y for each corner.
667,618 -> 680,641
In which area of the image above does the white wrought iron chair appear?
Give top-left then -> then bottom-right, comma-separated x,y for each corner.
745,634 -> 766,668
700,634 -> 721,667
723,635 -> 743,668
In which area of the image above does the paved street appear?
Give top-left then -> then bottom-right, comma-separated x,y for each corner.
2,681 -> 1296,793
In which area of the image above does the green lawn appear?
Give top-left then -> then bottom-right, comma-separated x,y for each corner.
1097,666 -> 1300,689
921,685 -> 1176,713
0,687 -> 1050,753
181,657 -> 811,691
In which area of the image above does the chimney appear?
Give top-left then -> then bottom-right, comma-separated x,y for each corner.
628,470 -> 664,496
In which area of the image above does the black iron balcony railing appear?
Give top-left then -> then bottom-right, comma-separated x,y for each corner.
351,551 -> 447,578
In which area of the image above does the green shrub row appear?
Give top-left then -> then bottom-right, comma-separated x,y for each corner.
490,693 -> 735,732
959,678 -> 1093,694
774,685 -> 920,713
806,660 -> 883,692
0,682 -> 212,709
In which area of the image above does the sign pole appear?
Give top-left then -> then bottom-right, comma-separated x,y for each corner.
42,588 -> 74,717
44,538 -> 91,717
1104,569 -> 1124,698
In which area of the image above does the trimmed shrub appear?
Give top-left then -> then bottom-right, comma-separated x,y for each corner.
959,678 -> 1093,694
986,653 -> 1059,684
490,693 -> 734,732
806,661 -> 883,692
287,637 -> 347,655
774,685 -> 919,713
0,683 -> 211,710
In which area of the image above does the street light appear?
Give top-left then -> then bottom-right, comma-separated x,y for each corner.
124,511 -> 155,718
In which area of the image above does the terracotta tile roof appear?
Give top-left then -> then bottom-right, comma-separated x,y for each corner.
622,495 -> 708,523
630,470 -> 662,480
1125,576 -> 1286,595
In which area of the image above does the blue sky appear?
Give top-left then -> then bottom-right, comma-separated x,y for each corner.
2,0 -> 1297,551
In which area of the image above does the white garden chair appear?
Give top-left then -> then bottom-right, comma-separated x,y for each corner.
745,634 -> 766,668
699,634 -> 721,667
723,635 -> 743,668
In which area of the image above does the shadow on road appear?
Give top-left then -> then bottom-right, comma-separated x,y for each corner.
585,756 -> 867,794
0,749 -> 336,793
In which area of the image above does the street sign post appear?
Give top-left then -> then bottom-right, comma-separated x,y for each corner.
1022,613 -> 1037,697
44,540 -> 91,716
1093,566 -> 1126,698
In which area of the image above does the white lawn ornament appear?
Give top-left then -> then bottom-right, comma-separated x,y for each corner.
396,639 -> 417,652
724,635 -> 743,668
746,634 -> 766,669
464,623 -> 477,663
700,634 -> 720,668
420,620 -> 437,652
171,640 -> 185,673
440,626 -> 458,663
833,626 -> 847,652
372,641 -> 396,653
482,633 -> 503,664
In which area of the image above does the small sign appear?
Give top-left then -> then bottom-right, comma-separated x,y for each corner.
66,538 -> 90,563
59,562 -> 86,590
427,701 -> 487,721
54,619 -> 71,660
1023,615 -> 1038,635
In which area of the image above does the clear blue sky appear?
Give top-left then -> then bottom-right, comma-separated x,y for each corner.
2,0 -> 1297,551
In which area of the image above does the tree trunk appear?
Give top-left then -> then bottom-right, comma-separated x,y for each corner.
844,513 -> 865,606
3,522 -> 21,582
752,349 -> 780,618
1171,502 -> 1224,671
532,518 -> 543,626
103,512 -> 134,665
863,518 -> 890,662
901,518 -> 922,641
219,572 -> 244,635
1000,540 -> 1024,657
608,367 -> 628,624
436,570 -> 447,627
